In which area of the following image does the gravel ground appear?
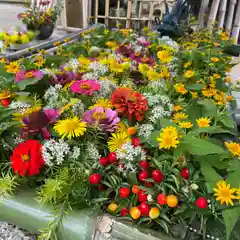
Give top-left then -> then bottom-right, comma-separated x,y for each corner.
0,222 -> 37,240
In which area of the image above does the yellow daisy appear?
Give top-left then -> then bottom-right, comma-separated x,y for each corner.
0,89 -> 11,100
89,98 -> 113,110
54,117 -> 87,139
184,70 -> 195,78
196,117 -> 211,128
211,57 -> 219,62
213,180 -> 237,206
225,141 -> 240,157
157,126 -> 179,149
174,83 -> 188,95
5,61 -> 20,74
173,105 -> 183,112
116,121 -> 128,134
178,121 -> 193,129
157,50 -> 173,63
190,91 -> 198,99
147,68 -> 160,81
172,112 -> 188,123
108,132 -> 131,152
138,63 -> 150,75
109,60 -> 125,73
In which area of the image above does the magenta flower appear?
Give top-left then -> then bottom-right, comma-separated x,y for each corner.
15,70 -> 43,83
137,37 -> 150,47
71,80 -> 100,96
83,107 -> 120,132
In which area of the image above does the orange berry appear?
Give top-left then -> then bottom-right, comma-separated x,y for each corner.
132,184 -> 140,194
167,195 -> 178,208
149,207 -> 160,219
108,202 -> 118,212
130,207 -> 141,220
127,126 -> 137,135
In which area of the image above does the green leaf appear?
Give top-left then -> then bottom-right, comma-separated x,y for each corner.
186,83 -> 203,91
181,136 -> 225,155
190,126 -> 235,136
18,77 -> 40,90
222,207 -> 240,240
227,161 -> 240,188
200,161 -> 221,192
148,130 -> 160,147
219,115 -> 235,129
198,99 -> 218,117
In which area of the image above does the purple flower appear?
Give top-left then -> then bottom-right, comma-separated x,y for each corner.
15,70 -> 43,83
49,71 -> 76,85
137,37 -> 150,47
83,107 -> 120,132
43,108 -> 59,123
130,53 -> 142,63
116,45 -> 134,57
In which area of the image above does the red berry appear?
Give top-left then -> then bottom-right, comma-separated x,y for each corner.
132,137 -> 141,147
99,156 -> 108,167
145,181 -> 153,187
138,170 -> 149,182
138,191 -> 148,202
152,170 -> 164,183
89,173 -> 102,185
1,99 -> 11,107
139,202 -> 150,216
108,152 -> 117,164
139,160 -> 150,169
98,185 -> 105,191
181,168 -> 189,180
120,208 -> 129,216
157,194 -> 167,205
119,187 -> 131,198
196,197 -> 208,209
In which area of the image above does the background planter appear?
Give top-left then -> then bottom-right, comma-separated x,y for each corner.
37,24 -> 54,40
9,42 -> 31,51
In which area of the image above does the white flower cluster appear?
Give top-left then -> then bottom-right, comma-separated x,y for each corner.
65,58 -> 79,73
71,99 -> 85,117
42,139 -> 70,166
148,80 -> 165,89
69,146 -> 81,160
138,123 -> 154,139
150,105 -> 172,123
88,62 -> 109,76
94,79 -> 117,99
44,84 -> 62,108
9,101 -> 31,113
86,143 -> 101,160
82,72 -> 99,81
116,142 -> 146,173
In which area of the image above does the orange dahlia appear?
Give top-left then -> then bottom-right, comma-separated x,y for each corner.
111,87 -> 148,122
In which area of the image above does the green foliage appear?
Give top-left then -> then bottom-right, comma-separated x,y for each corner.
0,174 -> 19,199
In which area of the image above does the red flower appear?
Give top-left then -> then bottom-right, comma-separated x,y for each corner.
10,140 -> 44,176
111,88 -> 148,122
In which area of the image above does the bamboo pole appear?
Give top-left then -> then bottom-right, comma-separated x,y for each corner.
198,0 -> 210,29
94,0 -> 99,24
126,0 -> 133,28
148,1 -> 154,29
226,0 -> 237,33
105,0 -> 110,26
207,0 -> 221,28
231,0 -> 240,43
218,0 -> 227,29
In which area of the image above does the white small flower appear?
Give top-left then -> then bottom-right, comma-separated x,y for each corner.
70,146 -> 81,160
86,143 -> 101,160
190,183 -> 199,190
147,194 -> 153,202
9,101 -> 31,113
138,124 -> 154,139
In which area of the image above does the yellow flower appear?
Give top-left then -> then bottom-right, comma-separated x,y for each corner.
53,41 -> 60,46
78,56 -> 91,66
172,112 -> 188,123
157,126 -> 179,149
34,55 -> 45,67
109,60 -> 125,73
225,141 -> 240,157
184,61 -> 191,68
211,57 -> 219,62
20,34 -> 30,44
64,37 -> 70,43
10,34 -> 19,43
147,68 -> 160,81
138,63 -> 150,75
59,98 -> 79,115
214,74 -> 221,79
224,76 -> 232,83
106,41 -> 117,48
89,98 -> 113,109
5,61 -> 20,74
226,95 -> 233,101
108,132 -> 131,152
0,89 -> 11,100
157,50 -> 173,63
174,83 -> 188,95
179,121 -> 193,129
213,180 -> 237,206
173,105 -> 183,112
190,91 -> 198,99
54,117 -> 87,139
196,117 -> 211,128
159,66 -> 171,79
116,121 -> 128,133
0,58 -> 7,63
184,70 -> 195,78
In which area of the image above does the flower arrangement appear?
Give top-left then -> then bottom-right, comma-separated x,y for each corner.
0,27 -> 239,240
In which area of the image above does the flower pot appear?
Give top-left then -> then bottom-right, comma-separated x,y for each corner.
9,42 -> 31,51
37,24 -> 54,40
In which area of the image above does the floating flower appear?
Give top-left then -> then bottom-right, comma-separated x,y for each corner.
157,50 -> 173,63
108,131 -> 131,152
157,126 -> 179,149
225,141 -> 240,157
184,70 -> 195,78
111,87 -> 148,122
54,116 -> 87,139
213,180 -> 237,206
172,112 -> 188,123
71,80 -> 100,96
174,83 -> 188,95
10,140 -> 44,176
196,117 -> 211,128
83,107 -> 120,132
5,61 -> 20,74
179,121 -> 193,129
15,70 -> 43,83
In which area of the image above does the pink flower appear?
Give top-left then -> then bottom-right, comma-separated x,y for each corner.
71,80 -> 101,96
15,70 -> 43,83
137,37 -> 150,47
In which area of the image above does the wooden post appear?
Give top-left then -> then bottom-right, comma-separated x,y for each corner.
137,0 -> 142,30
226,0 -> 237,33
231,0 -> 240,43
148,1 -> 154,29
95,0 -> 99,24
207,0 -> 221,28
198,0 -> 210,29
218,0 -> 227,29
126,0 -> 132,28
